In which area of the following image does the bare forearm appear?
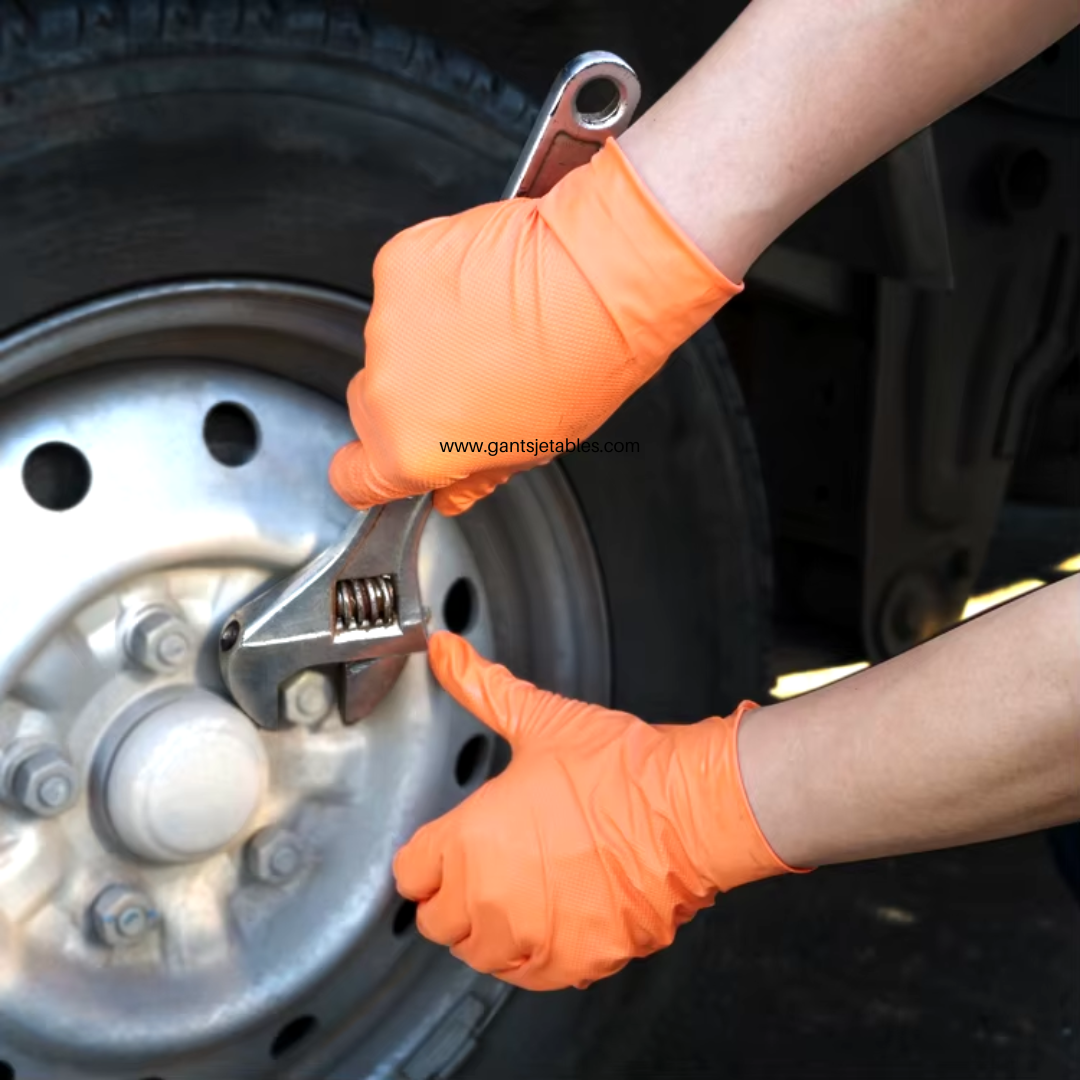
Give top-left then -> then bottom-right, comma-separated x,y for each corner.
619,0 -> 1080,281
739,575 -> 1080,868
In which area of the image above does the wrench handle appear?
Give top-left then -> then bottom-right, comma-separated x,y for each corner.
503,52 -> 641,201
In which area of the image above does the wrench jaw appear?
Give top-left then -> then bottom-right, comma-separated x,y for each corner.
340,655 -> 411,725
219,495 -> 433,731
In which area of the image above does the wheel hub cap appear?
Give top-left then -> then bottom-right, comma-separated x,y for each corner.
105,691 -> 268,863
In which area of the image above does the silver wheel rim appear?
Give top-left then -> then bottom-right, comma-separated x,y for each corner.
0,281 -> 609,1080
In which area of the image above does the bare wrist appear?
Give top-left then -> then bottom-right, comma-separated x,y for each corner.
617,122 -> 773,284
735,699 -> 822,870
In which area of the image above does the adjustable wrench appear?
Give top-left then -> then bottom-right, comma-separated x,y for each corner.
220,52 -> 640,731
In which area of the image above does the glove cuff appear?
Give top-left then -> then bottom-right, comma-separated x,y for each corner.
698,702 -> 813,892
537,138 -> 742,378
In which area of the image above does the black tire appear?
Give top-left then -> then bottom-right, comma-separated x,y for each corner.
0,4 -> 772,1076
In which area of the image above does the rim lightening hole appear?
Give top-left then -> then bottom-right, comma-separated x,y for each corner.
455,735 -> 491,787
443,578 -> 476,634
270,1015 -> 318,1060
22,441 -> 91,511
393,899 -> 418,936
204,402 -> 259,467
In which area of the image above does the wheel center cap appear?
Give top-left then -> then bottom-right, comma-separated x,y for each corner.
106,690 -> 269,863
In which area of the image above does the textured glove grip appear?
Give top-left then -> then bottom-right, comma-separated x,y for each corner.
538,138 -> 743,376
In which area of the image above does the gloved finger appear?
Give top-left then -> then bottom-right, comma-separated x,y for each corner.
328,440 -> 419,510
414,882 -> 471,948
428,631 -> 583,745
487,960 -> 566,993
449,904 -> 526,976
492,952 -> 631,993
433,466 -> 522,517
392,818 -> 448,902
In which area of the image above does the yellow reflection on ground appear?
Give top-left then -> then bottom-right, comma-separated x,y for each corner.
769,661 -> 869,700
1056,554 -> 1080,574
961,579 -> 1045,620
771,574 -> 1062,699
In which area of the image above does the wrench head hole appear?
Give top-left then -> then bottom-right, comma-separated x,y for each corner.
574,77 -> 622,126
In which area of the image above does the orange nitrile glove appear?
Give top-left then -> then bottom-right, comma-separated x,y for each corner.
393,632 -> 804,991
329,138 -> 741,515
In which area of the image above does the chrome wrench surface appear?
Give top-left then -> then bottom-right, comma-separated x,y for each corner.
220,52 -> 640,730
503,51 -> 641,200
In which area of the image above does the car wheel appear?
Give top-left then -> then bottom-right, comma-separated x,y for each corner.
0,4 -> 771,1078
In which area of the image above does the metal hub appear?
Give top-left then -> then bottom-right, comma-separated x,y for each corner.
0,282 -> 609,1079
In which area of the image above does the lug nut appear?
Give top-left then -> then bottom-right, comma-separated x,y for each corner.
245,827 -> 304,884
126,606 -> 193,674
280,669 -> 335,726
11,747 -> 79,817
91,885 -> 160,947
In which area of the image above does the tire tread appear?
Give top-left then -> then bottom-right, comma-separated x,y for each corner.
0,0 -> 534,133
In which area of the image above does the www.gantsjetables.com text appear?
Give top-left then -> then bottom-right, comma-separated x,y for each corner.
438,439 -> 640,456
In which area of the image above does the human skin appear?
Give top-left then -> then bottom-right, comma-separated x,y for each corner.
739,574 -> 1080,867
618,0 -> 1080,281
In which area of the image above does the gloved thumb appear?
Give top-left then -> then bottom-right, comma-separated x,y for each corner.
428,631 -> 582,747
329,440 -> 422,510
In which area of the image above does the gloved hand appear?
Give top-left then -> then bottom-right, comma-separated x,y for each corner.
329,139 -> 741,515
394,632 -> 803,991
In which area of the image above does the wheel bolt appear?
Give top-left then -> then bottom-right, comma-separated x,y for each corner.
10,747 -> 79,817
156,629 -> 190,667
280,669 -> 335,726
117,906 -> 148,938
38,774 -> 74,809
270,844 -> 301,878
126,606 -> 193,674
246,827 -> 304,884
91,885 -> 160,947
